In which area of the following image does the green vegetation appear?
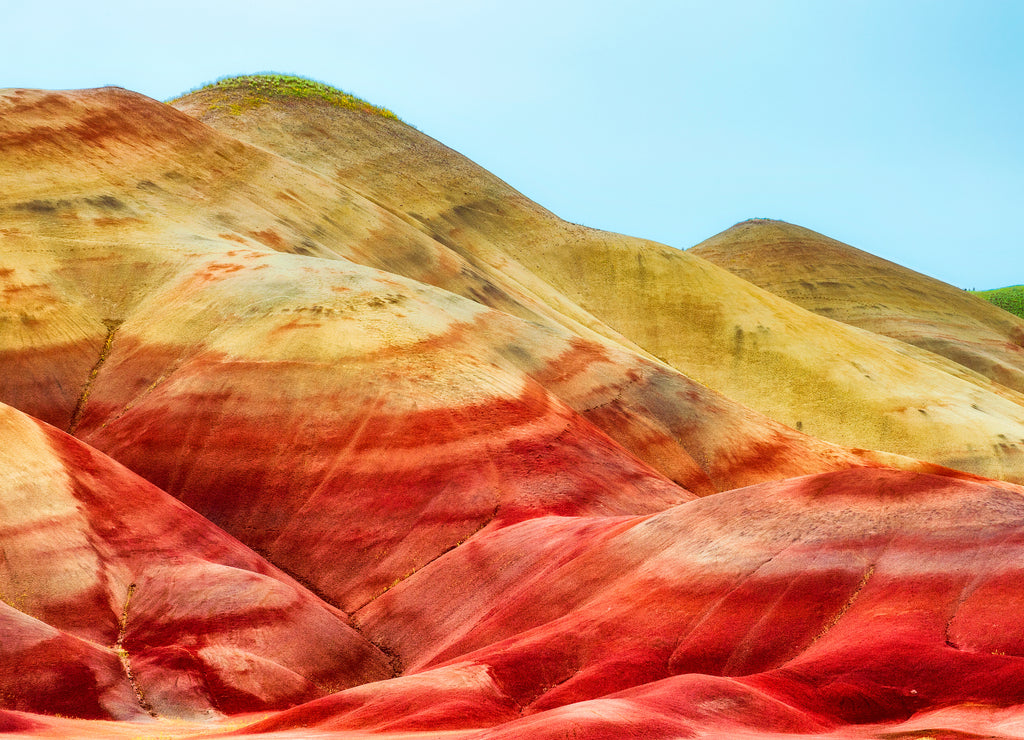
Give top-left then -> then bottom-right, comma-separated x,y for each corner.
971,285 -> 1024,320
169,73 -> 400,121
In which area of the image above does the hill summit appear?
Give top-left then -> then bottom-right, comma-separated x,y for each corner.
171,73 -> 401,119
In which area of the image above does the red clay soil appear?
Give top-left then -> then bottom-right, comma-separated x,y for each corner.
240,468 -> 1024,738
0,402 -> 391,720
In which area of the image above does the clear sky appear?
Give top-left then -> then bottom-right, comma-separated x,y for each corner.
5,1 -> 1021,289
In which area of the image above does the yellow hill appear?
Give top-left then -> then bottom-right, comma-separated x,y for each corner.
691,219 -> 1024,395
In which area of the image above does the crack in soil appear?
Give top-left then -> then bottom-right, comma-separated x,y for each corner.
113,583 -> 157,718
809,564 -> 876,647
353,504 -> 501,616
68,318 -> 122,435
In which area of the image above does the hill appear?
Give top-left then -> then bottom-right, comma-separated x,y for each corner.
0,401 -> 390,719
4,76 -> 1024,739
170,76 -> 1024,481
690,219 -> 1024,395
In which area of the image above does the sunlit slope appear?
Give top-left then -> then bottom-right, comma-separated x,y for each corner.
0,401 -> 391,720
3,86 -> 835,498
691,219 -> 1024,395
174,78 -> 1024,480
0,86 -> 652,366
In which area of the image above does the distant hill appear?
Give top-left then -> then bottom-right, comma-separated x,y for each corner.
973,284 -> 1024,320
690,219 -> 1024,396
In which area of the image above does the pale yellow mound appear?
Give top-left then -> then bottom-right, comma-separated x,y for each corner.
691,219 -> 1024,394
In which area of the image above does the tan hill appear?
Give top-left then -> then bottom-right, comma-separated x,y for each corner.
690,218 -> 1024,395
171,77 -> 1024,481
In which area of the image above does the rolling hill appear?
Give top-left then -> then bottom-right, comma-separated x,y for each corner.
3,75 -> 1024,739
690,218 -> 1024,396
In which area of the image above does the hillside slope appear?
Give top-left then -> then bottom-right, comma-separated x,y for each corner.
0,401 -> 391,719
248,467 -> 1024,739
1,85 -> 910,619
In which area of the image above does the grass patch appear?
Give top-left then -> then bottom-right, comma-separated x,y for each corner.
168,73 -> 401,121
971,285 -> 1024,320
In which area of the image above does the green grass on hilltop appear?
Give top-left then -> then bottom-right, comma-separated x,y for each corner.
971,285 -> 1024,320
169,73 -> 400,121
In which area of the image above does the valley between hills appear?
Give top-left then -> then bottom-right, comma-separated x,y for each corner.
3,75 -> 1024,739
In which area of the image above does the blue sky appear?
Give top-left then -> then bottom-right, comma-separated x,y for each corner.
5,1 -> 1021,289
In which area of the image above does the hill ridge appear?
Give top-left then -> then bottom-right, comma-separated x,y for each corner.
973,284 -> 1024,320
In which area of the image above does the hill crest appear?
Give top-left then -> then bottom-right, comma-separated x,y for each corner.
169,73 -> 401,121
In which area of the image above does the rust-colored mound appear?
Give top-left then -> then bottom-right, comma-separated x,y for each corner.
0,401 -> 391,720
691,218 -> 1024,395
245,468 -> 1024,737
172,79 -> 1024,482
52,244 -> 881,613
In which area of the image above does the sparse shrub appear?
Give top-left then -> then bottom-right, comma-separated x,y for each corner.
168,73 -> 401,121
